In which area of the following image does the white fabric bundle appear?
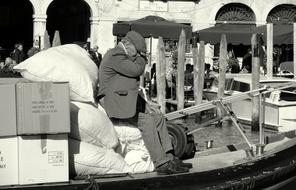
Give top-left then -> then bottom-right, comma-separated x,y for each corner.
114,123 -> 154,173
14,44 -> 98,103
69,139 -> 131,176
70,101 -> 119,149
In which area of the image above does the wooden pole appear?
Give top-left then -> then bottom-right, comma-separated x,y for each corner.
177,29 -> 186,110
193,37 -> 199,104
266,23 -> 273,79
192,37 -> 200,122
251,33 -> 261,131
196,41 -> 205,106
218,34 -> 227,99
294,23 -> 296,79
156,37 -> 167,113
216,34 -> 227,119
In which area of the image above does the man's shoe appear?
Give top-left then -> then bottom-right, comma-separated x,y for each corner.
156,161 -> 189,175
173,157 -> 193,169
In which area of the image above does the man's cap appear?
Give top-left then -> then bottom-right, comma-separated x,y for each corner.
125,31 -> 146,53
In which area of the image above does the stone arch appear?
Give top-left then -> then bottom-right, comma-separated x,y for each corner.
46,0 -> 92,44
266,4 -> 296,23
262,1 -> 296,23
215,3 -> 255,23
208,1 -> 259,24
42,0 -> 98,18
0,0 -> 34,54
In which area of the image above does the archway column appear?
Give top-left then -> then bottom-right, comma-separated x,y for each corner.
33,14 -> 47,49
90,16 -> 100,48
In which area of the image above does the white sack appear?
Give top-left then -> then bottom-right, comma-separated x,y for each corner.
114,124 -> 154,173
70,101 -> 118,149
14,44 -> 98,102
69,139 -> 131,176
114,123 -> 142,155
125,150 -> 154,174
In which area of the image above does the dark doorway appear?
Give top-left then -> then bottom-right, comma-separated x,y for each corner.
46,0 -> 91,45
0,0 -> 33,59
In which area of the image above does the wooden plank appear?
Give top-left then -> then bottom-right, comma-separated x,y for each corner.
251,34 -> 261,131
266,23 -> 273,79
165,87 -> 266,121
177,29 -> 186,110
156,37 -> 166,113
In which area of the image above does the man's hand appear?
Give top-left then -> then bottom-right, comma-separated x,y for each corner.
138,52 -> 148,61
145,100 -> 162,114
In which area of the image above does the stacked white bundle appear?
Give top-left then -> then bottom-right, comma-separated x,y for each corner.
14,44 -> 98,103
114,122 -> 154,174
14,44 -> 130,176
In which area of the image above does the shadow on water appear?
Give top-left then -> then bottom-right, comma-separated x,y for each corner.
182,114 -> 270,151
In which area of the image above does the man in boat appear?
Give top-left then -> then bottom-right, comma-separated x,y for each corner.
97,31 -> 191,175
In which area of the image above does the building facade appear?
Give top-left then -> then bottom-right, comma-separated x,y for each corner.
1,0 -> 296,55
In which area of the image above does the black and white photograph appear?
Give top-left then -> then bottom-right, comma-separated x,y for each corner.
0,0 -> 296,189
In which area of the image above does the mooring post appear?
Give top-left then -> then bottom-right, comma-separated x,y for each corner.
196,41 -> 205,105
177,29 -> 186,110
195,41 -> 205,122
266,23 -> 273,79
251,33 -> 261,131
294,23 -> 296,79
192,36 -> 199,121
156,37 -> 166,113
217,34 -> 227,119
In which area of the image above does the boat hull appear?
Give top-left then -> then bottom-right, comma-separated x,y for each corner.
3,137 -> 296,190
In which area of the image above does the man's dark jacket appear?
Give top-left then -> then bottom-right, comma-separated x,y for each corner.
98,45 -> 146,119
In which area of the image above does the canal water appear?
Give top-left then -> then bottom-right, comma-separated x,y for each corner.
182,112 -> 268,151
180,113 -> 296,189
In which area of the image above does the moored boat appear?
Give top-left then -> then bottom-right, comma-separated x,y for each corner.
2,76 -> 296,190
2,130 -> 296,190
203,74 -> 296,132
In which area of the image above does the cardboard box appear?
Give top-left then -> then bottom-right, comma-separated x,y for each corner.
0,137 -> 18,186
18,134 -> 69,185
0,84 -> 17,137
16,82 -> 70,135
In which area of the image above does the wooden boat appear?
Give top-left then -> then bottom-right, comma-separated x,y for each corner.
2,130 -> 296,190
203,74 -> 296,132
2,86 -> 296,190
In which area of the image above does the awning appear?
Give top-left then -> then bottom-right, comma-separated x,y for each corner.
256,24 -> 293,45
195,24 -> 293,45
113,16 -> 192,39
196,24 -> 256,45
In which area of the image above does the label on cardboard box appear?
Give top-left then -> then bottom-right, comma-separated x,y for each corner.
16,82 -> 70,135
0,137 -> 18,186
0,84 -> 17,137
18,134 -> 69,185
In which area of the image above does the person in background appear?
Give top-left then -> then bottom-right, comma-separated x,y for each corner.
150,63 -> 157,97
226,50 -> 240,73
241,49 -> 252,73
184,63 -> 193,86
11,43 -> 26,64
97,31 -> 191,175
27,40 -> 40,58
166,62 -> 177,100
91,45 -> 102,68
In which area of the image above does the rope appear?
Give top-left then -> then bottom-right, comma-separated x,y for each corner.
84,175 -> 100,190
